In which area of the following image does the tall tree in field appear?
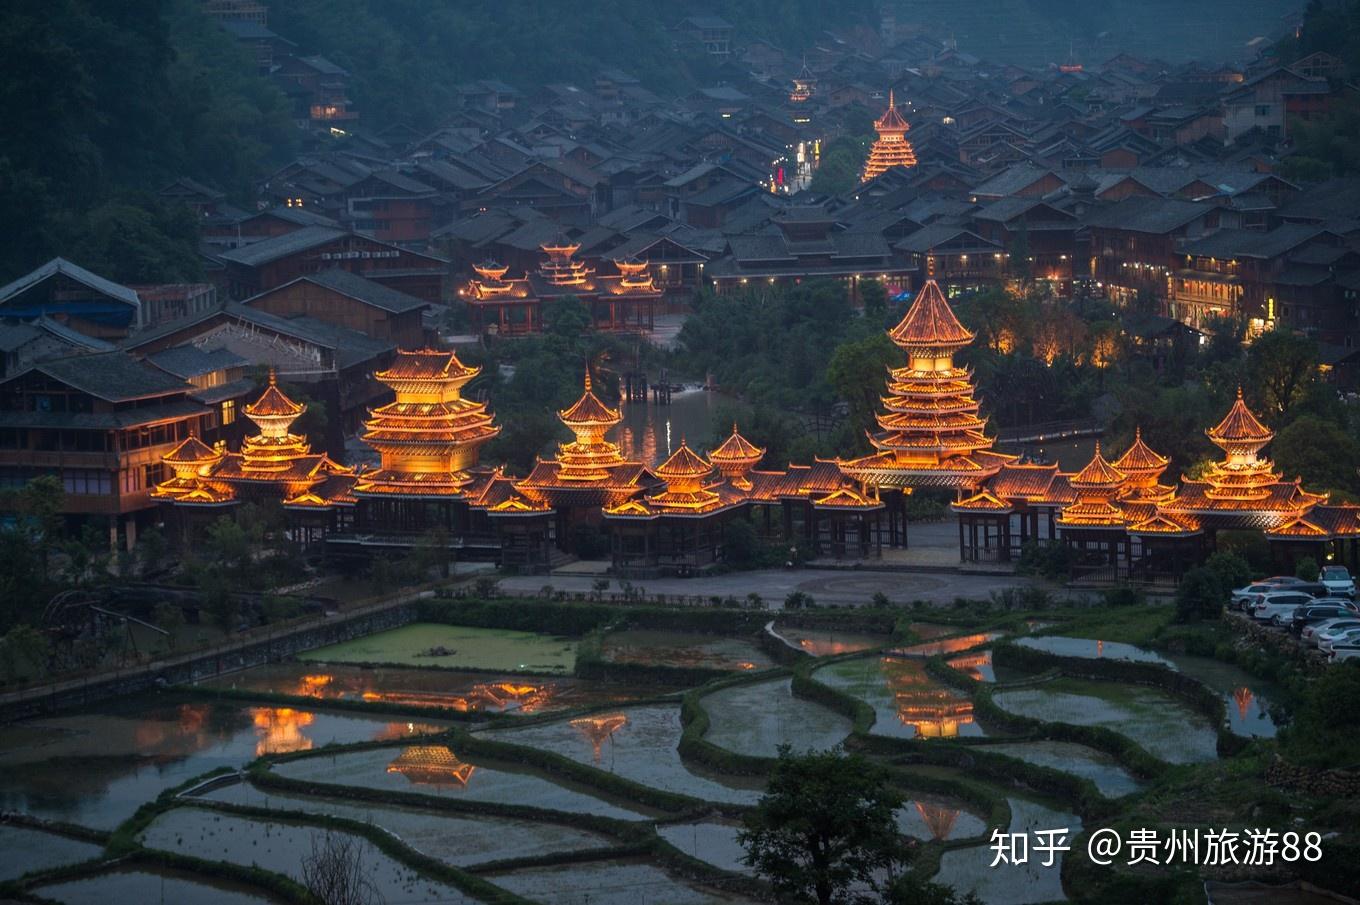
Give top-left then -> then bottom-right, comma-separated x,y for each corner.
740,747 -> 907,905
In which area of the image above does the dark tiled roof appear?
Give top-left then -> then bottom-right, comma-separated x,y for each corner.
1083,198 -> 1210,234
147,346 -> 248,379
291,269 -> 428,314
217,227 -> 348,267
26,351 -> 188,402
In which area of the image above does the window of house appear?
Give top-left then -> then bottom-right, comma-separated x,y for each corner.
222,399 -> 236,425
1255,104 -> 1271,116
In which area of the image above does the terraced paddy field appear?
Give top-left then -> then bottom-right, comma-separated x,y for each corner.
483,857 -> 761,905
0,825 -> 102,881
991,677 -> 1220,763
198,780 -> 616,865
0,701 -> 444,829
981,740 -> 1144,798
36,867 -> 280,905
201,662 -> 674,714
482,704 -> 762,804
1012,636 -> 1281,738
659,819 -> 752,873
770,624 -> 889,656
298,623 -> 577,673
1014,635 -> 1174,666
598,630 -> 774,671
814,656 -> 988,740
700,677 -> 853,757
140,808 -> 478,903
931,798 -> 1082,905
272,745 -> 655,819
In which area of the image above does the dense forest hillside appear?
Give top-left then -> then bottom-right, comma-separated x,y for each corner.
888,0 -> 1300,66
264,0 -> 879,127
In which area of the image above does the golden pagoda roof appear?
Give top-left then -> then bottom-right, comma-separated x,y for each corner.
952,488 -> 1013,512
1070,443 -> 1125,488
709,424 -> 765,466
375,349 -> 478,381
245,372 -> 304,417
1207,388 -> 1273,444
163,435 -> 221,464
655,440 -> 712,479
559,369 -> 621,426
386,745 -> 476,788
875,90 -> 910,133
1113,428 -> 1168,473
473,261 -> 508,280
888,278 -> 974,348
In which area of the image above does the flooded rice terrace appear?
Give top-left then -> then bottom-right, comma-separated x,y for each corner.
0,616 -> 1275,904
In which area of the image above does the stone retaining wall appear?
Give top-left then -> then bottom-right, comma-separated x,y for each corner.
1265,758 -> 1360,797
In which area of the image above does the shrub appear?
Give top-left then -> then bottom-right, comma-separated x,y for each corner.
1175,567 -> 1223,623
785,591 -> 815,610
1204,550 -> 1251,594
723,519 -> 761,567
1295,555 -> 1320,582
1015,540 -> 1073,579
1102,585 -> 1145,608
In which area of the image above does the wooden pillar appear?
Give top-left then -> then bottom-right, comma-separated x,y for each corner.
958,517 -> 966,562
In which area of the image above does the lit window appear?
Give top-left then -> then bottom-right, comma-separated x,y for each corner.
222,399 -> 237,426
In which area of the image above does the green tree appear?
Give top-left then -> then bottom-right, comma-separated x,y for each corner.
740,747 -> 907,905
827,331 -> 898,442
543,295 -> 592,340
860,278 -> 888,320
1296,555 -> 1321,582
810,135 -> 869,195
1175,567 -> 1224,623
1204,551 -> 1251,595
1273,414 -> 1360,497
1247,330 -> 1318,418
723,518 -> 761,567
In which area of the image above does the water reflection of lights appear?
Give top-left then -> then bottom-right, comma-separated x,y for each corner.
881,659 -> 974,738
386,746 -> 476,788
1233,686 -> 1255,721
797,638 -> 876,657
738,662 -> 757,670
569,713 -> 629,762
288,673 -> 554,713
915,801 -> 960,840
251,707 -> 316,756
892,633 -> 1000,658
945,650 -> 991,682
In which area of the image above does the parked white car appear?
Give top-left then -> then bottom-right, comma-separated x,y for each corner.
1230,583 -> 1280,610
1320,565 -> 1356,599
1331,643 -> 1360,662
1303,617 -> 1360,647
1318,626 -> 1360,654
1250,591 -> 1315,626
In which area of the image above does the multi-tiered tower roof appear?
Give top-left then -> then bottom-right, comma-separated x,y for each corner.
516,369 -> 654,508
538,242 -> 594,289
840,261 -> 1014,489
861,90 -> 917,182
154,373 -> 352,506
353,349 -> 501,498
709,424 -> 765,490
1056,443 -> 1128,528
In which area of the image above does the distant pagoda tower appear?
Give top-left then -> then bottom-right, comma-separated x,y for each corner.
790,57 -> 816,103
612,259 -> 655,293
353,349 -> 501,497
1056,443 -> 1128,528
539,241 -> 593,288
709,424 -> 765,491
839,258 -> 1014,490
151,435 -> 227,504
861,89 -> 917,182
